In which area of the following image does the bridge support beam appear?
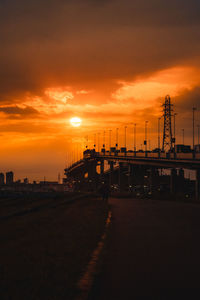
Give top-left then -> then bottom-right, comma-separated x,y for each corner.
170,168 -> 177,195
195,169 -> 200,201
100,160 -> 104,179
118,162 -> 124,191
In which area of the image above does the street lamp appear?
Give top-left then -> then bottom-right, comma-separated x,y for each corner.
103,130 -> 105,149
145,121 -> 148,152
134,123 -> 137,151
116,128 -> 119,149
182,129 -> 185,145
85,135 -> 88,149
158,117 -> 161,151
97,132 -> 100,152
174,113 -> 177,152
124,126 -> 127,149
193,107 -> 197,151
94,133 -> 96,149
109,130 -> 112,149
198,125 -> 200,146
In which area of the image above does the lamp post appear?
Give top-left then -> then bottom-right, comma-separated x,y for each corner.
94,133 -> 96,149
124,126 -> 127,149
134,123 -> 137,152
116,128 -> 119,150
198,125 -> 200,146
145,121 -> 148,152
193,107 -> 197,151
109,130 -> 112,149
85,135 -> 88,149
182,129 -> 185,145
158,117 -> 161,151
103,130 -> 105,149
174,113 -> 177,152
97,132 -> 100,152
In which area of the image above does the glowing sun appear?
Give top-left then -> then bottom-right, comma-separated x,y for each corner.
70,117 -> 82,127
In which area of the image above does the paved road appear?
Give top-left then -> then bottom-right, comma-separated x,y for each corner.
89,198 -> 200,299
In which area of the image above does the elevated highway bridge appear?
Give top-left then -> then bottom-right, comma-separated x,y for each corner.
64,150 -> 200,200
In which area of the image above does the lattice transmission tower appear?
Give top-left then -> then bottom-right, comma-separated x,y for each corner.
162,95 -> 173,152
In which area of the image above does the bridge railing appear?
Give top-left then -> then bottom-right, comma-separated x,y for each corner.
84,150 -> 199,160
66,150 -> 200,173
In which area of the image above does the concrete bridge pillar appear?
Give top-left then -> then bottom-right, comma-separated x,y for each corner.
195,169 -> 200,201
149,167 -> 159,193
100,160 -> 104,176
177,168 -> 185,194
118,162 -> 123,191
109,161 -> 114,186
128,164 -> 132,190
170,168 -> 177,195
88,163 -> 96,179
127,164 -> 135,191
178,168 -> 184,179
88,161 -> 98,190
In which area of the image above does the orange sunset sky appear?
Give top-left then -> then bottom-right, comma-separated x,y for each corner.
1,0 -> 200,181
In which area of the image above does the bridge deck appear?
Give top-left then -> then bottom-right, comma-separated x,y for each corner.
66,154 -> 200,174
98,154 -> 200,169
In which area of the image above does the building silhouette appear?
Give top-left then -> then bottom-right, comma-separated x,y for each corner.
0,173 -> 5,185
6,171 -> 14,185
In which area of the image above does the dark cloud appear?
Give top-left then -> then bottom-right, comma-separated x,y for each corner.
0,105 -> 39,117
174,86 -> 200,112
0,0 -> 200,101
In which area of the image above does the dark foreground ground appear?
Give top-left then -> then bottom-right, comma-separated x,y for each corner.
0,194 -> 108,300
89,197 -> 200,299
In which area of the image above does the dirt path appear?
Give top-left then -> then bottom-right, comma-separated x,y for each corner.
90,198 -> 200,299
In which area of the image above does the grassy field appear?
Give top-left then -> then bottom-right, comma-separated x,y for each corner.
0,194 -> 108,300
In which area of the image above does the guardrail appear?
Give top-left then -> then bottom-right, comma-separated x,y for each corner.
95,152 -> 199,160
65,151 -> 200,173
